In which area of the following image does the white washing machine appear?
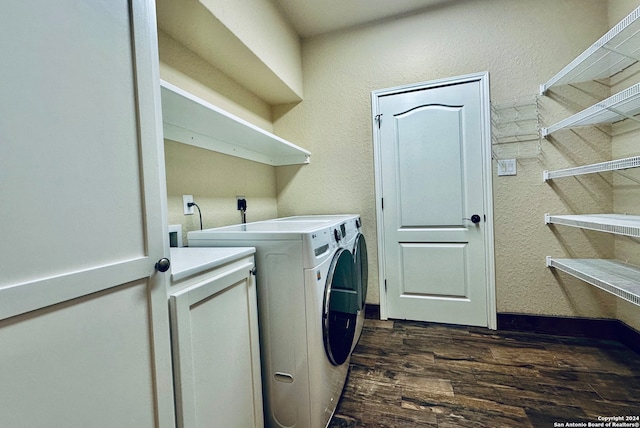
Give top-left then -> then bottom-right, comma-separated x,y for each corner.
273,215 -> 368,351
187,219 -> 358,428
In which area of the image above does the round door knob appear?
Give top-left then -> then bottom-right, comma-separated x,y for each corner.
471,214 -> 481,224
155,258 -> 171,273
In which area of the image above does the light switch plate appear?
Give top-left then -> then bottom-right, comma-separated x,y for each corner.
497,159 -> 517,176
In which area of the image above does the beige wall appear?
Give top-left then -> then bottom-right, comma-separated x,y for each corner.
160,0 -> 640,327
159,32 -> 281,244
164,140 -> 278,243
156,0 -> 302,104
158,30 -> 274,131
274,0 -> 638,320
198,0 -> 303,97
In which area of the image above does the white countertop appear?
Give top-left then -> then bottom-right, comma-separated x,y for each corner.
169,247 -> 255,282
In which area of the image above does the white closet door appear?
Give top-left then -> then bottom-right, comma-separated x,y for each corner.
373,74 -> 495,327
0,1 -> 174,427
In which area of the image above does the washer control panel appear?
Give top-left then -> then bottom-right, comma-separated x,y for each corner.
304,226 -> 338,267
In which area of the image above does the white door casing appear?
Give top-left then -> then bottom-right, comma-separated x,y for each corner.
0,1 -> 174,426
371,73 -> 496,328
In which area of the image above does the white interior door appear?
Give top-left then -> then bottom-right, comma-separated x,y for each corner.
0,1 -> 175,426
372,73 -> 496,328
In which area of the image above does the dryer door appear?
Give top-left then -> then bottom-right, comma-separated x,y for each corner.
354,233 -> 368,311
323,248 -> 357,366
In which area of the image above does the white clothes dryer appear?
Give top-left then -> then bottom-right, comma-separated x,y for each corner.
274,215 -> 368,351
187,219 -> 358,428
350,217 -> 367,350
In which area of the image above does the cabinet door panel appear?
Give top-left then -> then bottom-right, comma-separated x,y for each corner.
0,0 -> 174,426
0,281 -> 157,427
170,263 -> 264,428
1,0 -> 145,286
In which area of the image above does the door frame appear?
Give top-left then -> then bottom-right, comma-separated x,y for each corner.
371,72 -> 497,329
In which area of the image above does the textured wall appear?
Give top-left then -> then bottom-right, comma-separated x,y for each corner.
274,0 -> 630,318
159,34 -> 280,243
159,0 -> 640,325
198,0 -> 303,97
158,30 -> 274,131
164,140 -> 278,244
610,0 -> 640,330
613,116 -> 640,330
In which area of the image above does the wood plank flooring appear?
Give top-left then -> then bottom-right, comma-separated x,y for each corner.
329,319 -> 640,427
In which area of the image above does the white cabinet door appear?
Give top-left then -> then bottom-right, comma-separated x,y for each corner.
0,1 -> 174,427
170,260 -> 264,428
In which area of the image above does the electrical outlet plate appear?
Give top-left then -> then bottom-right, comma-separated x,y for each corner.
497,159 -> 517,176
183,195 -> 194,215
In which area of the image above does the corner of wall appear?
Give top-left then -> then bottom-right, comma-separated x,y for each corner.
156,0 -> 303,104
157,30 -> 274,131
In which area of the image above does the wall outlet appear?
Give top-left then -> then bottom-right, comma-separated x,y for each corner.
497,159 -> 517,176
183,195 -> 194,215
236,195 -> 246,211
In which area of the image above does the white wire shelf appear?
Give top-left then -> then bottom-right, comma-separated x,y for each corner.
545,213 -> 640,238
491,96 -> 541,158
541,83 -> 640,137
543,155 -> 640,181
159,80 -> 311,166
540,6 -> 640,94
546,258 -> 640,307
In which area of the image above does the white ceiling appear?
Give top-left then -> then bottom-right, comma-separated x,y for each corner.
273,0 -> 455,38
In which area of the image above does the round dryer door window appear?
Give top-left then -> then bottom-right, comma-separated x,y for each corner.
354,233 -> 368,311
323,248 -> 357,366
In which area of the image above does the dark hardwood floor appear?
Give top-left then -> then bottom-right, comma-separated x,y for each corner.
329,319 -> 640,427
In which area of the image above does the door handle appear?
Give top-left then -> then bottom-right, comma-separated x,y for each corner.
463,214 -> 482,224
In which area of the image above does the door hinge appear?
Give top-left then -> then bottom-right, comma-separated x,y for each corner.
381,198 -> 384,210
384,279 -> 387,292
375,113 -> 383,129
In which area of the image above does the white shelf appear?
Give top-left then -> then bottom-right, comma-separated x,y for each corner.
541,83 -> 640,137
540,6 -> 640,94
546,258 -> 640,306
545,213 -> 640,238
543,155 -> 640,181
159,80 -> 310,166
